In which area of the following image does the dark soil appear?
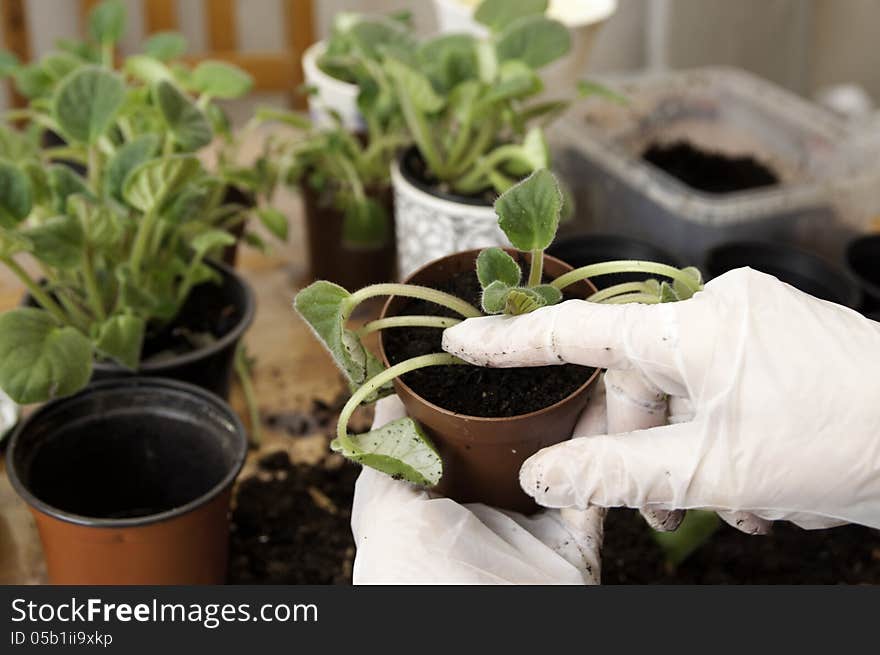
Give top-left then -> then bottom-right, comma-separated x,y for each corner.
140,277 -> 242,363
603,509 -> 880,584
228,450 -> 359,585
400,147 -> 497,205
382,267 -> 594,417
642,141 -> 779,194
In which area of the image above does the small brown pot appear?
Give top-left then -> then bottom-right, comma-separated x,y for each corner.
379,249 -> 600,513
6,378 -> 247,584
303,184 -> 397,289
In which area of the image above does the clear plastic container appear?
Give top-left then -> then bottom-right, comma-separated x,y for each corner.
551,67 -> 880,267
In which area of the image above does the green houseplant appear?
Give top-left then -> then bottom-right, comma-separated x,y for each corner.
295,169 -> 702,509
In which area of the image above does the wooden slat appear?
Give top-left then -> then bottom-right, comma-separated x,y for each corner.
143,0 -> 178,32
79,0 -> 102,31
184,52 -> 294,92
205,0 -> 236,51
1,0 -> 30,108
284,0 -> 315,108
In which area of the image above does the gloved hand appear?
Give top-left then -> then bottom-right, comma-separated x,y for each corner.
351,395 -> 605,584
443,267 -> 880,530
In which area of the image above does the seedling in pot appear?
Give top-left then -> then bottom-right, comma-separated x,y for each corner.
295,169 -> 702,485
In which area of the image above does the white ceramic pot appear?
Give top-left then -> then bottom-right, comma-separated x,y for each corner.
301,41 -> 363,131
432,0 -> 617,96
391,155 -> 506,279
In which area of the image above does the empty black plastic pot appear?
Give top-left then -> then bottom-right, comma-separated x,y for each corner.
547,234 -> 682,290
845,235 -> 880,314
706,241 -> 862,308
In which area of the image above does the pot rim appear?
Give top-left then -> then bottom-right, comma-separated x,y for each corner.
93,259 -> 256,373
393,147 -> 496,210
6,377 -> 248,529
301,40 -> 359,98
706,239 -> 862,308
432,0 -> 618,29
378,248 -> 600,425
845,235 -> 880,301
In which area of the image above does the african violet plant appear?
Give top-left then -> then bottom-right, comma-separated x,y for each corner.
295,169 -> 703,485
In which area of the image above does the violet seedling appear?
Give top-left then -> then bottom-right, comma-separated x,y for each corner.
295,169 -> 702,486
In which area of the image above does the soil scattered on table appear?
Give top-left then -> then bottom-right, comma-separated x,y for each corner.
228,450 -> 358,584
382,266 -> 594,417
603,509 -> 880,584
642,141 -> 779,194
262,391 -> 350,437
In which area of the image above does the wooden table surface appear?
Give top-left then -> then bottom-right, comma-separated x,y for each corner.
0,179 -> 358,584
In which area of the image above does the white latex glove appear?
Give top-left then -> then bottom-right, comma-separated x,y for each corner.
443,267 -> 880,530
351,395 -> 605,584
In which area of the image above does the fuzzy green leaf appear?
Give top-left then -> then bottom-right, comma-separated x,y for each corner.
68,194 -> 121,252
192,229 -> 236,257
122,154 -> 202,213
0,161 -> 32,228
475,0 -> 548,32
94,313 -> 144,370
481,279 -> 510,314
143,31 -> 188,61
385,58 -> 444,113
532,283 -> 562,305
52,66 -> 124,144
0,227 -> 31,258
124,54 -> 174,84
652,510 -> 720,567
88,0 -> 126,46
257,208 -> 288,241
659,281 -> 679,304
494,168 -> 561,252
501,127 -> 549,177
496,16 -> 571,69
24,214 -> 84,269
331,417 -> 442,486
477,247 -> 521,288
673,267 -> 703,300
504,287 -> 547,315
154,80 -> 212,151
192,61 -> 253,99
40,52 -> 81,81
0,308 -> 93,403
104,134 -> 160,202
48,165 -> 90,214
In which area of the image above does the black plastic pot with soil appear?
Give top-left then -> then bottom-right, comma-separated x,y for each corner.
302,183 -> 397,290
6,377 -> 247,584
26,260 -> 255,399
379,249 -> 600,513
706,240 -> 861,307
642,141 -> 780,194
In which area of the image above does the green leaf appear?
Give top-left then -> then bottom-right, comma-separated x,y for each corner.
477,60 -> 542,112
0,161 -> 32,228
40,52 -> 82,81
330,417 -> 442,486
143,31 -> 188,61
533,283 -> 562,305
124,54 -> 173,84
0,308 -> 93,404
577,79 -> 628,104
94,314 -> 144,370
192,61 -> 253,99
501,127 -> 549,177
496,16 -> 571,69
257,208 -> 288,241
505,287 -> 547,315
494,168 -> 561,252
68,193 -> 121,251
192,229 -> 235,257
418,33 -> 478,92
123,154 -> 202,212
673,267 -> 703,301
154,80 -> 212,151
342,198 -> 388,249
481,279 -> 510,314
477,247 -> 521,288
475,0 -> 548,32
254,106 -> 312,129
48,165 -> 90,214
104,134 -> 160,202
658,281 -> 679,304
385,58 -> 444,113
0,50 -> 20,77
13,64 -> 52,99
0,227 -> 32,258
52,66 -> 125,144
115,265 -> 158,315
162,184 -> 210,225
88,0 -> 126,46
652,510 -> 720,567
23,214 -> 84,268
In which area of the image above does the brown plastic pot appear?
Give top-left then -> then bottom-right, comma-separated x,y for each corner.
6,377 -> 247,584
379,249 -> 600,513
303,184 -> 397,289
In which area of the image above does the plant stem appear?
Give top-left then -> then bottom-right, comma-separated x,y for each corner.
2,257 -> 68,324
528,249 -> 543,287
552,261 -> 702,295
604,292 -> 661,304
82,251 -> 107,321
336,352 -> 466,447
588,281 -> 652,303
345,283 -> 481,322
356,315 -> 461,337
128,207 -> 158,284
235,344 -> 262,446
